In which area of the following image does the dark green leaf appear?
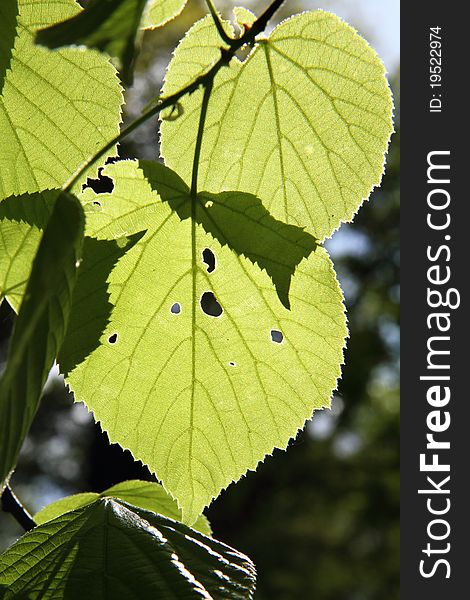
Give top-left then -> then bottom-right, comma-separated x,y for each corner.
0,498 -> 256,599
35,479 -> 211,535
0,192 -> 84,489
36,0 -> 148,86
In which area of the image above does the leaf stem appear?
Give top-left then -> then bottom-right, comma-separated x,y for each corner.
62,0 -> 286,193
1,485 -> 36,531
190,81 -> 213,199
204,0 -> 236,46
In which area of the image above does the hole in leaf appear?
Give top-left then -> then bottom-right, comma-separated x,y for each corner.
93,201 -> 102,207
270,329 -> 283,344
229,361 -> 236,367
82,167 -> 114,193
200,292 -> 223,317
108,333 -> 118,344
235,45 -> 252,63
202,248 -> 216,273
170,303 -> 181,314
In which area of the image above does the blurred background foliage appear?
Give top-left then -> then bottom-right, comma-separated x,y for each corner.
0,1 -> 399,598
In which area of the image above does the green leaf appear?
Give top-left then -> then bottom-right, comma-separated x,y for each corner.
0,0 -> 123,200
161,11 -> 394,241
0,192 -> 84,490
60,160 -> 347,523
141,161 -> 317,309
35,479 -> 211,535
0,0 -> 18,94
34,492 -> 98,524
0,191 -> 55,311
142,0 -> 189,29
35,0 -> 190,84
36,0 -> 148,86
105,480 -> 212,535
0,498 -> 256,599
58,232 -> 146,372
0,191 -> 139,316
233,7 -> 257,33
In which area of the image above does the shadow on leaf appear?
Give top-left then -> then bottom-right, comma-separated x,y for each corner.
0,189 -> 57,226
35,0 -> 148,86
59,231 -> 144,375
139,161 -> 317,309
0,0 -> 19,95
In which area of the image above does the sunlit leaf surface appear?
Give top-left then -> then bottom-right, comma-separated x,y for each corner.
0,0 -> 123,199
161,12 -> 394,241
60,161 -> 347,523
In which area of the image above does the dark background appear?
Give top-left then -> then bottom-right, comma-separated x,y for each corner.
0,2 -> 399,598
400,1 -> 467,596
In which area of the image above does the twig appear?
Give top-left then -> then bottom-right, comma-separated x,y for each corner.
1,485 -> 36,531
205,0 -> 236,46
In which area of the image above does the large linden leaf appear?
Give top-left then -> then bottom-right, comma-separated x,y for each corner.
0,499 -> 256,598
59,160 -> 347,523
0,0 -> 123,200
160,11 -> 394,241
35,479 -> 211,535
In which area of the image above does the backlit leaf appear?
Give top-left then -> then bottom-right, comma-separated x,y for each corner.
35,493 -> 98,524
161,11 -> 394,241
35,479 -> 211,535
0,0 -> 123,200
0,191 -> 55,311
60,160 -> 347,523
143,0 -> 189,30
36,0 -> 148,86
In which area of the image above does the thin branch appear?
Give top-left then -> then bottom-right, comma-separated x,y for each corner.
205,0 -> 236,46
1,485 -> 36,531
250,0 -> 286,37
62,0 -> 286,194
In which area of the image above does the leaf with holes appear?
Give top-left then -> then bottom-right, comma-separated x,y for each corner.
0,192 -> 84,489
0,0 -> 123,200
0,499 -> 255,598
141,161 -> 318,309
35,479 -> 211,535
161,11 -> 394,241
59,160 -> 347,523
